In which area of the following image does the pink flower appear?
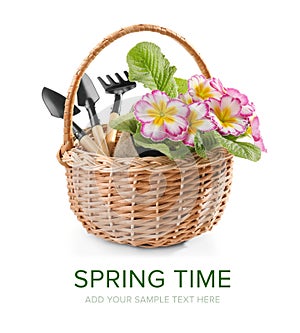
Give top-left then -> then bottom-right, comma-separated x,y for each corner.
188,75 -> 222,101
183,102 -> 217,146
208,95 -> 248,136
134,90 -> 189,142
250,116 -> 267,152
211,79 -> 254,117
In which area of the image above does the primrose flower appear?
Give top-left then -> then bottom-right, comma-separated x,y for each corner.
188,75 -> 222,101
250,115 -> 267,152
210,79 -> 255,117
134,90 -> 190,142
208,95 -> 248,136
183,102 -> 217,147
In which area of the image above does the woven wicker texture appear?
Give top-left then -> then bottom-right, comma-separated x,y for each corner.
60,24 -> 233,248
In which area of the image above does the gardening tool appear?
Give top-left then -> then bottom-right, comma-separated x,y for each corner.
42,87 -> 104,154
98,71 -> 136,154
77,73 -> 109,156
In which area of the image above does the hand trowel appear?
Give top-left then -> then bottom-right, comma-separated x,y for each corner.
42,87 -> 104,154
77,73 -> 109,156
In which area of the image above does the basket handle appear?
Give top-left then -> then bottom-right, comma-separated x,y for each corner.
57,24 -> 211,165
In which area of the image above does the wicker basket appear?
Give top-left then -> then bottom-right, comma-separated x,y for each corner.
57,24 -> 234,248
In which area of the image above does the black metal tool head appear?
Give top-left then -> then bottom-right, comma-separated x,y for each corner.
77,73 -> 100,106
98,71 -> 136,94
42,87 -> 81,119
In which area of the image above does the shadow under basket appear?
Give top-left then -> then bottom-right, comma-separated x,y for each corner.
58,24 -> 234,248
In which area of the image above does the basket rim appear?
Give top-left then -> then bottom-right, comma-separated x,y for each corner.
62,144 -> 232,172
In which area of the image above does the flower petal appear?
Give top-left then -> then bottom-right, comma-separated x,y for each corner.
250,115 -> 261,140
188,75 -> 202,90
226,88 -> 249,105
220,95 -> 242,116
134,100 -> 158,123
221,113 -> 248,135
189,101 -> 209,118
210,78 -> 226,93
250,116 -> 267,152
178,92 -> 193,105
188,75 -> 222,101
254,138 -> 267,153
194,118 -> 217,132
140,122 -> 167,142
207,98 -> 221,112
183,133 -> 195,147
167,99 -> 190,118
240,102 -> 255,117
146,90 -> 169,105
164,115 -> 188,140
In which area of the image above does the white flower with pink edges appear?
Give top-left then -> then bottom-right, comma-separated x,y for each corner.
134,90 -> 190,142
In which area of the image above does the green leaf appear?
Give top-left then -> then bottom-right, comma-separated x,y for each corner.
218,136 -> 261,162
199,131 -> 261,161
199,131 -> 221,151
165,139 -> 190,159
223,134 -> 239,141
127,42 -> 178,98
133,133 -> 189,160
194,131 -> 207,158
175,77 -> 188,94
109,112 -> 139,134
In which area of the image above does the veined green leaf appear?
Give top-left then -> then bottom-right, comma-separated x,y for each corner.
194,131 -> 207,158
127,42 -> 178,98
199,131 -> 221,151
199,130 -> 261,162
175,77 -> 188,94
218,136 -> 261,161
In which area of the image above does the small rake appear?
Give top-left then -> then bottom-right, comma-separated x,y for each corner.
98,71 -> 136,154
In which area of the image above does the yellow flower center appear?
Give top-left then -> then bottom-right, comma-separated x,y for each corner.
195,83 -> 215,100
147,100 -> 177,126
214,106 -> 237,128
188,110 -> 205,135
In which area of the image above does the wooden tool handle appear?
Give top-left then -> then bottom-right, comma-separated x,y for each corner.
92,125 -> 110,156
79,135 -> 104,154
58,24 -> 210,165
105,112 -> 120,155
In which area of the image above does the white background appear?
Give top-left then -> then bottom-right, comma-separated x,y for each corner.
1,0 -> 299,332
